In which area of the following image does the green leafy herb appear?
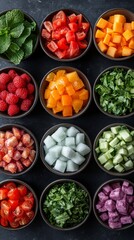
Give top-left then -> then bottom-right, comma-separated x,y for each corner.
95,68 -> 134,116
43,182 -> 89,228
0,9 -> 37,64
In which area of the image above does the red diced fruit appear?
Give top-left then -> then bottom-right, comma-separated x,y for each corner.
5,131 -> 13,139
21,99 -> 32,111
57,38 -> 68,50
5,163 -> 17,173
22,134 -> 31,146
0,73 -> 11,85
7,82 -> 17,93
8,70 -> 18,79
5,136 -> 18,148
47,41 -> 58,52
69,41 -> 80,57
16,161 -> 24,172
66,30 -> 76,42
43,21 -> 53,32
68,14 -> 77,23
16,88 -> 28,99
20,73 -> 31,82
41,29 -> 51,39
13,76 -> 26,88
6,93 -> 19,105
68,22 -> 78,32
0,90 -> 8,101
76,31 -> 86,40
27,83 -> 35,95
12,128 -> 21,140
8,104 -> 20,116
0,100 -> 8,112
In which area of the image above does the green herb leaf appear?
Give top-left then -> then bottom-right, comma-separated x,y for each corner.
5,48 -> 24,64
24,20 -> 36,31
6,9 -> 24,28
0,15 -> 7,30
10,23 -> 24,38
0,34 -> 10,53
23,38 -> 33,58
9,42 -> 20,52
14,27 -> 31,47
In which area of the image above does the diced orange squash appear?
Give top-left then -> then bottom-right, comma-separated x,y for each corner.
113,22 -> 123,33
123,30 -> 133,41
124,23 -> 132,31
78,89 -> 89,100
109,42 -> 116,47
96,38 -> 103,43
122,46 -> 133,56
44,89 -> 51,99
106,28 -> 113,34
56,77 -> 69,94
98,40 -> 108,52
129,37 -> 134,49
48,81 -> 56,90
72,99 -> 83,113
107,22 -> 113,29
121,36 -> 127,46
131,21 -> 134,30
56,70 -> 66,78
51,90 -> 61,101
103,33 -> 111,45
72,79 -> 84,91
112,33 -> 122,43
66,71 -> 80,82
115,47 -> 122,57
106,46 -> 117,57
108,15 -> 114,24
72,92 -> 80,99
96,18 -> 108,29
114,14 -> 126,24
95,29 -> 105,38
46,72 -> 56,82
61,95 -> 72,106
47,95 -> 57,108
52,101 -> 63,114
66,84 -> 75,96
63,106 -> 72,117
102,28 -> 107,33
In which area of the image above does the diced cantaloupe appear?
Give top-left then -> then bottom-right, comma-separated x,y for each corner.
131,21 -> 134,30
103,33 -> 111,45
96,17 -> 108,29
66,84 -> 75,96
72,92 -> 80,99
48,81 -> 56,90
46,72 -> 56,82
51,90 -> 61,101
53,101 -> 63,114
44,89 -> 51,99
66,71 -> 80,82
129,37 -> 134,49
115,47 -> 122,57
108,15 -> 114,24
78,89 -> 89,100
98,40 -> 108,52
109,42 -> 116,47
56,70 -> 66,78
63,106 -> 72,117
95,29 -> 105,38
47,95 -> 57,108
106,28 -> 113,34
72,99 -> 83,113
114,14 -> 126,24
113,22 -> 123,33
112,33 -> 122,43
106,46 -> 117,57
121,36 -> 127,46
124,23 -> 132,31
107,22 -> 113,29
72,79 -> 84,91
61,95 -> 72,106
123,30 -> 133,41
122,46 -> 133,56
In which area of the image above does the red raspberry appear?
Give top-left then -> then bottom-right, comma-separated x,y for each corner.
28,95 -> 34,102
21,73 -> 31,83
8,104 -> 20,116
0,73 -> 11,85
27,83 -> 35,95
16,88 -> 28,99
8,70 -> 18,79
0,100 -> 8,112
13,76 -> 26,88
6,93 -> 19,105
0,83 -> 6,91
7,82 -> 17,93
0,90 -> 8,101
21,99 -> 32,111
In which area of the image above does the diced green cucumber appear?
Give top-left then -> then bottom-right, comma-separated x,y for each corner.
124,160 -> 133,170
110,126 -> 121,134
104,149 -> 114,160
114,164 -> 124,172
99,142 -> 108,153
131,131 -> 134,137
120,140 -> 126,147
99,138 -> 106,144
104,160 -> 114,170
98,154 -> 108,164
117,148 -> 128,156
123,156 -> 129,162
95,147 -> 100,154
119,129 -> 132,142
102,131 -> 114,141
130,154 -> 134,160
130,88 -> 134,94
109,137 -> 119,147
127,145 -> 134,156
113,154 -> 123,165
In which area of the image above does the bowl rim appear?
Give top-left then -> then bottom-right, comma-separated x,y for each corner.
93,178 -> 134,230
39,178 -> 92,230
93,8 -> 134,61
39,65 -> 92,119
39,8 -> 92,61
93,65 -> 134,118
0,66 -> 38,119
93,122 -> 134,176
40,122 -> 92,176
0,9 -> 39,62
0,178 -> 38,230
0,123 -> 39,176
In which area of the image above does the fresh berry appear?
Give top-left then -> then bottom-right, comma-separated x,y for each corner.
13,76 -> 26,88
7,82 -> 17,93
6,93 -> 19,105
16,88 -> 28,99
0,73 -> 11,85
21,99 -> 32,111
27,83 -> 35,95
8,70 -> 18,79
0,82 -> 6,91
28,95 -> 34,102
21,73 -> 31,83
0,90 -> 8,101
8,104 -> 20,116
0,100 -> 8,112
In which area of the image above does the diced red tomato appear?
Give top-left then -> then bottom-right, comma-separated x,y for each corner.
0,188 -> 8,200
8,200 -> 19,210
18,185 -> 28,197
4,182 -> 16,190
7,188 -> 20,200
77,14 -> 83,25
69,41 -> 80,57
26,210 -> 35,220
68,23 -> 78,32
41,29 -> 51,40
47,41 -> 58,52
52,30 -> 61,40
57,38 -> 68,50
78,40 -> 88,49
66,30 -> 76,43
68,13 -> 77,23
76,31 -> 86,40
19,215 -> 30,226
1,217 -> 8,227
13,206 -> 24,217
59,27 -> 69,36
7,212 -> 15,222
9,221 -> 20,228
53,10 -> 66,24
53,19 -> 64,30
43,21 -> 53,32
24,192 -> 34,205
55,50 -> 67,59
81,22 -> 90,32
21,201 -> 33,212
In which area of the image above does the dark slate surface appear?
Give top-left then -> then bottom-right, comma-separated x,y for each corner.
0,0 -> 134,239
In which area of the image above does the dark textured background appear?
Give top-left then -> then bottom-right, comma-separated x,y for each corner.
0,0 -> 134,239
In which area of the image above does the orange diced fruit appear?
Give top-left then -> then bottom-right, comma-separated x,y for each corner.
103,33 -> 111,45
121,37 -> 127,46
61,95 -> 72,106
44,89 -> 51,99
106,28 -> 113,34
123,30 -> 133,41
79,89 -> 89,100
56,70 -> 66,78
124,23 -> 132,31
47,95 -> 57,108
72,92 -> 80,99
48,81 -> 56,90
112,34 -> 122,43
131,21 -> 134,30
66,84 -> 75,96
72,99 -> 83,113
63,106 -> 73,117
51,90 -> 61,101
129,38 -> 134,49
53,101 -> 63,114
98,40 -> 108,52
46,72 -> 56,82
113,22 -> 123,33
72,79 -> 84,91
122,46 -> 133,56
108,15 -> 114,24
96,18 -> 108,29
107,22 -> 113,29
114,14 -> 126,24
95,29 -> 105,38
108,42 -> 116,47
115,47 -> 122,57
66,71 -> 80,82
107,46 -> 117,57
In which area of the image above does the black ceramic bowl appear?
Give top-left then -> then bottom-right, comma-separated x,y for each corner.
0,66 -> 38,118
40,9 -> 92,61
0,123 -> 38,176
93,65 -> 134,118
39,179 -> 92,230
0,9 -> 39,64
93,123 -> 134,176
0,178 -> 38,230
93,8 -> 134,60
93,178 -> 134,230
39,66 -> 92,119
40,123 -> 92,176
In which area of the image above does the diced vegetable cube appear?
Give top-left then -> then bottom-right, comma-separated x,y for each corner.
66,160 -> 79,172
76,143 -> 90,156
54,160 -> 66,173
43,135 -> 56,149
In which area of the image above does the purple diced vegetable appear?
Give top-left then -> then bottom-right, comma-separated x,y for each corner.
122,186 -> 133,195
98,191 -> 108,202
108,211 -> 119,219
130,210 -> 134,218
102,184 -> 112,195
120,216 -> 132,224
122,181 -> 129,187
111,182 -> 121,189
116,198 -> 128,215
127,196 -> 134,204
108,221 -> 122,229
104,199 -> 116,212
110,188 -> 124,201
100,213 -> 109,221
